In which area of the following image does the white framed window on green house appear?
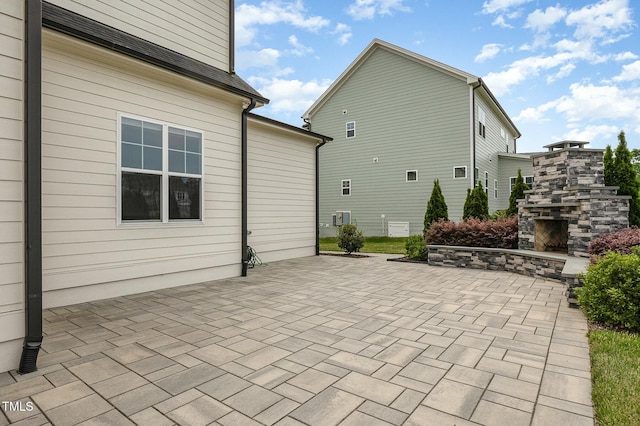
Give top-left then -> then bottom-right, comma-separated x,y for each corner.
341,179 -> 351,196
510,175 -> 534,191
478,107 -> 486,138
484,171 -> 489,195
453,166 -> 467,179
494,179 -> 498,199
406,170 -> 418,182
118,114 -> 204,224
346,121 -> 356,138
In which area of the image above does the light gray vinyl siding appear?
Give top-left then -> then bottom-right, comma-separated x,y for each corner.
40,31 -> 243,307
498,154 -> 534,204
0,0 -> 24,373
475,93 -> 517,212
247,119 -> 317,262
314,47 -> 471,236
47,0 -> 230,71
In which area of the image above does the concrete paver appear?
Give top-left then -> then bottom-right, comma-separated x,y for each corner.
0,254 -> 595,425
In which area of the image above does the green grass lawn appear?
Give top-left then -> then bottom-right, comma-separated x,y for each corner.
319,236 -> 408,254
588,329 -> 640,425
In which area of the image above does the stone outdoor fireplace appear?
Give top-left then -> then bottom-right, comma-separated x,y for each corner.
518,141 -> 630,258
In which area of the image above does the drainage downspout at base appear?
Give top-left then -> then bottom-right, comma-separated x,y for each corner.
241,98 -> 257,277
20,0 -> 43,374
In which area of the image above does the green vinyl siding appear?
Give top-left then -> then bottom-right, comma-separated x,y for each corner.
498,155 -> 534,207
313,47 -> 472,236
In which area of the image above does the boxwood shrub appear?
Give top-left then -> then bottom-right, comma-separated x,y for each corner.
576,247 -> 640,332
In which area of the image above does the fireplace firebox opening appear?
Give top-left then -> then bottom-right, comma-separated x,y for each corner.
534,219 -> 569,253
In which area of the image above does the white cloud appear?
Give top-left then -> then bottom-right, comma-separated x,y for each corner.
546,63 -> 576,83
481,0 -> 532,14
562,125 -> 621,142
475,44 -> 502,62
333,23 -> 352,45
236,48 -> 282,69
492,15 -> 513,28
288,35 -> 313,56
565,0 -> 633,41
613,60 -> 640,81
554,83 -> 640,123
346,0 -> 411,21
614,52 -> 639,61
249,77 -> 332,115
236,1 -> 330,47
525,6 -> 567,32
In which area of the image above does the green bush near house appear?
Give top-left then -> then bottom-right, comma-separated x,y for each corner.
424,179 -> 448,233
337,223 -> 365,254
463,181 -> 489,220
576,247 -> 640,332
405,234 -> 428,261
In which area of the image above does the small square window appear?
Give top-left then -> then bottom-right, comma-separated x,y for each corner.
406,170 -> 418,182
341,179 -> 351,196
346,121 -> 356,138
453,166 -> 467,179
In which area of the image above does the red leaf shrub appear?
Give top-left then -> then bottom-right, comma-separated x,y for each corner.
425,216 -> 518,249
588,227 -> 640,258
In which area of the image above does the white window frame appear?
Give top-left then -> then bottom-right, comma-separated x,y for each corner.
453,166 -> 467,179
484,171 -> 489,195
341,179 -> 351,196
494,179 -> 498,199
346,121 -> 356,139
509,175 -> 534,191
117,113 -> 205,226
478,107 -> 486,138
406,170 -> 418,182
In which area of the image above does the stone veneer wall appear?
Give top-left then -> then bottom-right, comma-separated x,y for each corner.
518,148 -> 630,257
428,245 -> 566,281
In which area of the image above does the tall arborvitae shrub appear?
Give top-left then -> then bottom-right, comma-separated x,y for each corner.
506,168 -> 530,217
463,181 -> 489,220
613,132 -> 640,227
424,179 -> 448,232
603,145 -> 615,186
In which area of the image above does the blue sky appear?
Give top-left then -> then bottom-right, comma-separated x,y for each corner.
235,0 -> 640,153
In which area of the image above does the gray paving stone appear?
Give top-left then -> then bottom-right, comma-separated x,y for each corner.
488,375 -> 540,402
189,343 -> 242,365
77,409 -> 135,425
325,351 -> 384,374
437,344 -> 484,367
166,395 -> 232,425
68,356 -> 129,385
540,370 -> 593,406
286,368 -> 339,394
0,376 -> 53,401
235,346 -> 292,370
289,387 -> 364,426
109,383 -> 171,416
31,381 -> 94,411
404,405 -> 478,426
245,365 -> 295,389
224,385 -> 283,417
373,343 -> 423,366
155,363 -> 225,395
340,411 -> 392,425
444,364 -> 493,388
471,399 -> 532,426
46,394 -> 112,425
254,398 -> 300,426
334,372 -> 405,405
422,379 -> 484,419
532,404 -> 594,426
358,400 -> 408,425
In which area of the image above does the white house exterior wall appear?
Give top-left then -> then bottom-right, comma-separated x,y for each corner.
46,0 -> 230,72
41,31 -> 244,308
247,119 -> 317,262
0,0 -> 25,373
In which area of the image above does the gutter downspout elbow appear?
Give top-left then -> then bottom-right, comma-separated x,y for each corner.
20,0 -> 43,374
241,98 -> 256,277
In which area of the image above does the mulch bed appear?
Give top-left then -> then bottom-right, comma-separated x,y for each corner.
320,252 -> 370,258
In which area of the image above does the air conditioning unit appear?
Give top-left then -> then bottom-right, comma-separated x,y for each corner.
332,211 -> 351,226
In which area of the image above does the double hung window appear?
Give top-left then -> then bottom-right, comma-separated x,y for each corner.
119,115 -> 203,223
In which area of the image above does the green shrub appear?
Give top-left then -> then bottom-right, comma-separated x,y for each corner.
576,247 -> 640,331
463,181 -> 489,220
405,235 -> 428,260
424,179 -> 448,232
507,168 -> 530,217
337,223 -> 365,254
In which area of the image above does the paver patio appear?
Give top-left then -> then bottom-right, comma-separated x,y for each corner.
0,254 -> 594,425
